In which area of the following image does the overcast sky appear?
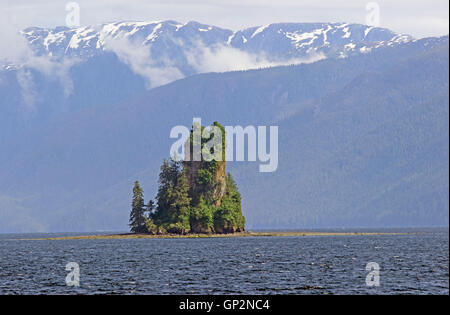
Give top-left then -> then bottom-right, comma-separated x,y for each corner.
1,0 -> 448,38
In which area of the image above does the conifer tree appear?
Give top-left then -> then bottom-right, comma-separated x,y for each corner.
168,168 -> 191,234
129,181 -> 147,233
153,159 -> 174,225
153,159 -> 192,234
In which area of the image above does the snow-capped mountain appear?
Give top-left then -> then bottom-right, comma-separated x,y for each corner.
0,20 -> 412,106
21,20 -> 411,63
0,21 -> 415,135
0,20 -> 434,151
1,21 -> 413,100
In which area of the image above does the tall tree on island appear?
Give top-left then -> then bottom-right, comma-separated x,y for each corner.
152,159 -> 192,234
129,181 -> 147,233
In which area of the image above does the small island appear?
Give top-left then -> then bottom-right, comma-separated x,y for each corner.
129,121 -> 246,235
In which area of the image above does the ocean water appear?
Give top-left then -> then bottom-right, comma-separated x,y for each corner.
0,228 -> 448,295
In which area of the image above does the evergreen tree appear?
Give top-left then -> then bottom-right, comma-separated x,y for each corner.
153,159 -> 192,234
167,168 -> 191,234
129,181 -> 147,233
146,200 -> 155,217
152,159 -> 172,225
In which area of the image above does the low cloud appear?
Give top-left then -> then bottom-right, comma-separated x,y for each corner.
104,36 -> 184,89
185,41 -> 326,73
0,12 -> 78,109
15,69 -> 36,110
27,56 -> 78,97
0,14 -> 32,66
105,37 -> 325,88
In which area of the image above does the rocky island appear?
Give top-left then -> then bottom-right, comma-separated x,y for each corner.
129,121 -> 246,235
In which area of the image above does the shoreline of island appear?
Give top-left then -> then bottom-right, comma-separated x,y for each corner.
18,231 -> 412,241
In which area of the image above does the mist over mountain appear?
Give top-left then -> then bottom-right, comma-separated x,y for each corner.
0,20 -> 447,232
0,21 -> 410,144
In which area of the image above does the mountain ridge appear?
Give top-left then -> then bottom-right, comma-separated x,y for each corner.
19,20 -> 411,62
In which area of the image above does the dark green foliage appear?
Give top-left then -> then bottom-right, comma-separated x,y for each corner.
151,159 -> 191,234
214,174 -> 245,233
144,218 -> 158,235
153,159 -> 173,224
196,168 -> 215,203
168,168 -> 192,234
129,181 -> 147,233
190,196 -> 214,233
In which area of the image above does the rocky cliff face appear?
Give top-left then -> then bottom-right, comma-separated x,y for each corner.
182,122 -> 243,233
213,161 -> 227,207
183,122 -> 227,206
184,160 -> 226,206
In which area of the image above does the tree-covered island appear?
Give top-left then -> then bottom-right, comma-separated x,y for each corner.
129,121 -> 245,235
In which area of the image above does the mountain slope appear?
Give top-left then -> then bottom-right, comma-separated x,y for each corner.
240,43 -> 449,228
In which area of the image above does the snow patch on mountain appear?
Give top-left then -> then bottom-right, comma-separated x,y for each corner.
1,20 -> 414,92
251,25 -> 270,38
18,21 -> 412,62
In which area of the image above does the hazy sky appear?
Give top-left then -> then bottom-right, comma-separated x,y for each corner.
0,0 -> 449,38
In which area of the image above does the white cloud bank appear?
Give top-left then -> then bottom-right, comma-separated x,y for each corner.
186,42 -> 325,74
0,12 -> 78,110
103,36 -> 326,89
103,37 -> 184,89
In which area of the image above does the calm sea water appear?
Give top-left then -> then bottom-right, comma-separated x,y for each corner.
0,228 -> 448,295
